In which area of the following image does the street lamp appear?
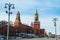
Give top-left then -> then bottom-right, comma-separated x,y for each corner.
53,18 -> 58,40
5,3 -> 15,40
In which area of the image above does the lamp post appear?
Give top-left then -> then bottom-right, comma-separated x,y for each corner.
5,3 -> 15,40
53,18 -> 58,40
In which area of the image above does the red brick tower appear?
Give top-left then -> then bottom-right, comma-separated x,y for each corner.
31,10 -> 40,35
14,11 -> 21,27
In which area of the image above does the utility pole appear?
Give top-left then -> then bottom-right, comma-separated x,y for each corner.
53,18 -> 58,40
5,3 -> 15,40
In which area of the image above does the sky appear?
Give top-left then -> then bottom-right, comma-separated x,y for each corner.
0,0 -> 60,35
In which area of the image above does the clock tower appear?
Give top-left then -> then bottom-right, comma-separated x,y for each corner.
31,10 -> 40,35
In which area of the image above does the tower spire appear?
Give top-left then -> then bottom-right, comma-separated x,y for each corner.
34,9 -> 39,22
16,11 -> 21,22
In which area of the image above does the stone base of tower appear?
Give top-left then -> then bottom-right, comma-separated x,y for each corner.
14,20 -> 20,28
31,21 -> 46,36
31,21 -> 40,35
33,29 -> 40,35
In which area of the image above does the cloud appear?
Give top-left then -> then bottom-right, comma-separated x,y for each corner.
21,15 -> 34,25
0,12 -> 8,21
0,12 -> 34,25
40,16 -> 60,35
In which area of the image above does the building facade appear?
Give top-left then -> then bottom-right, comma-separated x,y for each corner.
14,10 -> 46,35
0,10 -> 47,36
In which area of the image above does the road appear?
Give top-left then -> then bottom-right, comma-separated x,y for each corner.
20,38 -> 60,40
5,38 -> 60,40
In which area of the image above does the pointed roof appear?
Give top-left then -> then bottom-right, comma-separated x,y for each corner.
17,11 -> 20,15
35,9 -> 38,15
34,9 -> 39,22
16,11 -> 21,22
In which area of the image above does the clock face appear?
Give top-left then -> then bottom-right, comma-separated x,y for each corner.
35,15 -> 38,18
35,15 -> 38,21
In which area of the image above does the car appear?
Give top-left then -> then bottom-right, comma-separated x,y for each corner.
51,35 -> 55,38
19,33 -> 36,38
0,35 -> 5,40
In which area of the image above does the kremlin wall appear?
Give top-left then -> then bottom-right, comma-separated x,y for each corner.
0,10 -> 47,37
